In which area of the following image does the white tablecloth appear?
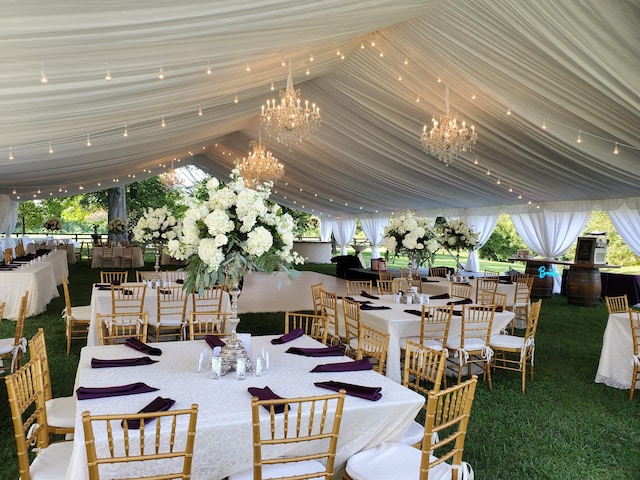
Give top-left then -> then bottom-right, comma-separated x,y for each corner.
394,278 -> 517,306
28,243 -> 77,264
347,294 -> 515,382
0,257 -> 59,319
66,336 -> 424,479
91,246 -> 144,268
595,312 -> 637,390
87,284 -> 232,346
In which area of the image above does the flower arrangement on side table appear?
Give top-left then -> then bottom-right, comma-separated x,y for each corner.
437,218 -> 478,278
382,212 -> 440,276
107,217 -> 127,233
43,217 -> 62,232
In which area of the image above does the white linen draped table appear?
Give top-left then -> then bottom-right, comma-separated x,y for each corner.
0,257 -> 59,319
394,278 -> 517,306
28,242 -> 76,264
595,312 -> 637,391
91,246 -> 144,268
346,294 -> 515,382
87,283 -> 232,346
66,335 -> 424,479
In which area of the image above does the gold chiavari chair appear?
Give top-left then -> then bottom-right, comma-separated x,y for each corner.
342,297 -> 361,355
310,282 -> 324,315
345,280 -> 373,296
0,291 -> 29,376
188,311 -> 232,341
61,275 -> 91,354
153,285 -> 188,341
97,312 -> 148,346
605,295 -> 629,314
628,310 -> 640,400
100,270 -> 128,284
192,285 -> 226,313
475,276 -> 499,303
284,312 -> 328,345
450,282 -> 472,299
99,245 -> 116,268
111,284 -> 146,314
377,270 -> 393,281
356,324 -> 389,375
136,270 -> 159,283
376,279 -> 396,296
320,289 -> 343,344
429,266 -> 449,278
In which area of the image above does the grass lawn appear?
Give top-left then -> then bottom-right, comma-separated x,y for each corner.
0,259 -> 638,479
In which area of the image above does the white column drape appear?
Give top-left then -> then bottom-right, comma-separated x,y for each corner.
319,219 -> 333,242
0,195 -> 18,250
465,214 -> 499,273
359,214 -> 390,260
511,208 -> 591,293
605,200 -> 640,257
332,217 -> 357,256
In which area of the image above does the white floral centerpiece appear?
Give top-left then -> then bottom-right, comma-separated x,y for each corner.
382,212 -> 440,269
107,217 -> 127,233
43,217 -> 62,232
132,206 -> 179,244
167,167 -> 304,294
437,218 -> 478,274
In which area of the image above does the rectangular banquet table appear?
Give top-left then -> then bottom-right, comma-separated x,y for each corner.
0,256 -> 59,319
66,335 -> 424,479
345,294 -> 515,382
28,242 -> 77,264
595,311 -> 638,391
91,246 -> 144,268
87,283 -> 232,346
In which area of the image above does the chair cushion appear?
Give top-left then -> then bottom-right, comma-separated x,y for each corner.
46,396 -> 76,429
229,459 -> 327,480
400,420 -> 424,446
30,440 -> 74,480
490,334 -> 524,349
71,305 -> 92,319
446,337 -> 486,351
0,337 -> 15,355
345,442 -> 454,480
400,337 -> 443,351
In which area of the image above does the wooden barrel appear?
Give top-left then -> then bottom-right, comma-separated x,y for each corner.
566,266 -> 601,307
525,261 -> 554,298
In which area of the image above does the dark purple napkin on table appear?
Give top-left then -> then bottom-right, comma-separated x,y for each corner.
452,310 -> 463,316
124,338 -> 162,356
176,278 -> 184,284
286,345 -> 344,357
430,293 -> 450,300
500,279 -> 513,284
91,357 -> 158,368
311,358 -> 372,373
76,382 -> 159,400
447,298 -> 473,305
314,380 -> 382,401
112,280 -> 121,286
360,304 -> 391,310
404,309 -> 423,317
97,286 -> 111,291
422,278 -> 440,283
344,297 -> 372,305
248,386 -> 286,413
205,335 -> 226,348
271,328 -> 304,344
360,291 -> 379,300
122,396 -> 176,429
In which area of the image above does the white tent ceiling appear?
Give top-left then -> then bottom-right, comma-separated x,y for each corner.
2,0 -> 639,217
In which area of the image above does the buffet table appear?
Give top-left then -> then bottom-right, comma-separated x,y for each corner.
66,335 -> 424,479
595,311 -> 638,391
91,246 -> 144,268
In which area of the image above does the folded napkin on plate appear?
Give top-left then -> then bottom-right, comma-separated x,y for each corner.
447,298 -> 473,305
91,357 -> 158,368
314,380 -> 382,401
360,291 -> 379,300
404,309 -> 423,317
247,386 -> 286,413
286,345 -> 344,357
271,328 -> 304,344
124,338 -> 162,356
430,293 -> 450,300
311,358 -> 372,373
76,382 -> 159,400
123,396 -> 176,429
360,304 -> 391,311
205,335 -> 226,348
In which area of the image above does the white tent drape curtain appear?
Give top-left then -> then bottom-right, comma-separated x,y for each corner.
0,194 -> 18,250
511,207 -> 591,293
359,214 -> 389,260
332,217 -> 357,255
605,201 -> 640,257
319,219 -> 333,242
465,214 -> 499,273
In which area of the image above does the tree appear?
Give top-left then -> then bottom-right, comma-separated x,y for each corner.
479,215 -> 527,262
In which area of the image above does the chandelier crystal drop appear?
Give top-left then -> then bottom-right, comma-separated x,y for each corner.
420,85 -> 477,165
238,137 -> 284,188
260,60 -> 321,149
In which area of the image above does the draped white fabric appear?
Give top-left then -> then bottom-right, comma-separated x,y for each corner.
1,1 -> 638,217
465,214 -> 499,273
511,210 -> 591,293
319,219 -> 333,243
606,202 -> 640,257
359,214 -> 390,260
0,195 -> 18,249
332,218 -> 357,256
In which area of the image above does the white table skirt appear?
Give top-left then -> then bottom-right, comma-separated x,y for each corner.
66,336 -> 424,479
88,284 -> 232,346
346,294 -> 515,382
595,312 -> 638,390
91,246 -> 144,268
0,259 -> 59,320
28,243 -> 76,264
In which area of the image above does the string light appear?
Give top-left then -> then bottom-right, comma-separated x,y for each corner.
9,147 -> 14,160
123,125 -> 128,137
105,64 -> 112,81
507,105 -> 511,115
542,117 -> 547,129
48,142 -> 53,154
86,134 -> 91,146
234,93 -> 238,104
206,61 -> 212,75
613,143 -> 619,154
198,105 -> 203,116
40,61 -> 48,84
158,65 -> 164,80
161,115 -> 166,127
577,130 -> 583,143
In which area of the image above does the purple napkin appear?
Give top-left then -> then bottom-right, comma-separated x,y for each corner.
360,291 -> 379,299
97,286 -> 111,291
76,382 -> 159,400
360,304 -> 391,310
500,279 -> 513,284
122,396 -> 176,429
314,380 -> 382,401
311,358 -> 372,373
159,289 -> 172,295
447,298 -> 473,305
430,293 -> 450,300
205,335 -> 226,348
271,328 -> 304,344
248,386 -> 286,413
422,279 -> 440,283
112,280 -> 121,286
404,309 -> 423,317
344,297 -> 372,305
452,310 -> 463,316
286,345 -> 344,357
176,278 -> 184,284
91,357 -> 158,368
124,338 -> 162,356
95,283 -> 110,288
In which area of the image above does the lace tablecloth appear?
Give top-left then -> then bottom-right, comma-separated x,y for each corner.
66,336 -> 424,479
595,312 -> 637,390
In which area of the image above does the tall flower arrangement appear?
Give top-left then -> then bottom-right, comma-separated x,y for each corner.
382,212 -> 440,267
438,218 -> 478,253
107,217 -> 127,234
43,217 -> 62,232
132,206 -> 179,244
167,167 -> 304,293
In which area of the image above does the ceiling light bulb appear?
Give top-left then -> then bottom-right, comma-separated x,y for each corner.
577,130 -> 583,143
404,58 -> 409,65
370,41 -> 375,47
40,62 -> 48,84
613,143 -> 619,154
206,62 -> 212,75
158,66 -> 164,80
542,118 -> 547,129
245,63 -> 251,72
270,81 -> 275,91
234,93 -> 238,103
161,115 -> 166,127
105,65 -> 112,81
471,93 -> 476,100
336,49 -> 341,56
9,147 -> 14,160
379,51 -> 383,57
416,96 -> 420,102
48,142 -> 53,154
507,105 -> 511,115
360,42 -> 365,49
306,68 -> 310,75
474,157 -> 479,165
86,134 -> 91,146
281,59 -> 286,67
309,53 -> 314,62
198,105 -> 203,116
123,125 -> 128,137
509,186 -> 513,192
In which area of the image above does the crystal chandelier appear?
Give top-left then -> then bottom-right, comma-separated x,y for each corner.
260,60 -> 321,149
238,136 -> 284,188
420,85 -> 477,165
